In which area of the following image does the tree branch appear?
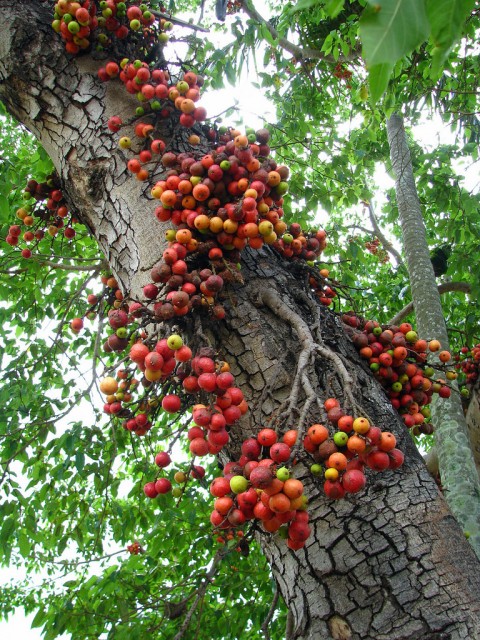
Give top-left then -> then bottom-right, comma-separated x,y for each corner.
172,547 -> 228,640
151,10 -> 209,32
241,0 -> 327,62
261,586 -> 280,640
37,259 -> 106,272
388,281 -> 472,326
363,200 -> 404,267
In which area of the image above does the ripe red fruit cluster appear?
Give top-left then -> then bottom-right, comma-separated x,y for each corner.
344,316 -> 454,432
146,258 -> 228,321
309,269 -> 336,306
100,49 -> 329,261
143,463 -> 206,500
303,398 -> 404,499
225,0 -> 243,15
99,332 -> 248,456
126,541 -> 143,554
52,0 -> 158,56
210,428 -> 311,550
96,47 -> 332,319
364,237 -> 389,263
455,344 -> 480,387
101,64 -> 207,138
146,132 -> 327,261
103,56 -> 331,320
333,63 -> 353,85
52,0 -> 99,54
70,273 -> 124,336
7,176 -> 77,256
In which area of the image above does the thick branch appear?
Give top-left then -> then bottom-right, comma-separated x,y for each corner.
388,281 -> 472,326
241,0 -> 355,64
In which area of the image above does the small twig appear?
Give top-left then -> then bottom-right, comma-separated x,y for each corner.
172,547 -> 228,640
388,281 -> 472,326
0,430 -> 44,488
48,273 -> 99,357
151,9 -> 209,32
90,305 -> 105,392
51,549 -> 124,568
363,200 -> 404,268
241,0 -> 346,63
37,259 -> 104,271
261,585 -> 280,640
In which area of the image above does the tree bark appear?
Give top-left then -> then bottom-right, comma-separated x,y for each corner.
466,382 -> 480,476
386,114 -> 480,556
2,4 -> 480,638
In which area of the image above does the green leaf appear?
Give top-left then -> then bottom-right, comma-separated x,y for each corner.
289,0 -> 321,13
260,24 -> 276,46
325,0 -> 345,18
360,0 -> 430,66
426,0 -> 475,76
0,195 -> 9,220
31,608 -> 47,629
75,451 -> 85,473
224,60 -> 236,86
1,517 -> 15,543
18,532 -> 31,557
368,62 -> 394,104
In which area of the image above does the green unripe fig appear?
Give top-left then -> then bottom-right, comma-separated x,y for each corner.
167,334 -> 183,350
67,20 -> 80,33
230,475 -> 248,494
333,432 -> 348,447
276,467 -> 290,481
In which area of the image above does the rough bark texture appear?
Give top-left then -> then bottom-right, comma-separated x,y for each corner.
2,4 -> 480,638
386,114 -> 480,555
466,382 -> 480,477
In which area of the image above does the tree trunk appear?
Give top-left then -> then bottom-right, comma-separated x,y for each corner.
386,114 -> 480,556
2,4 -> 480,638
466,382 -> 480,476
